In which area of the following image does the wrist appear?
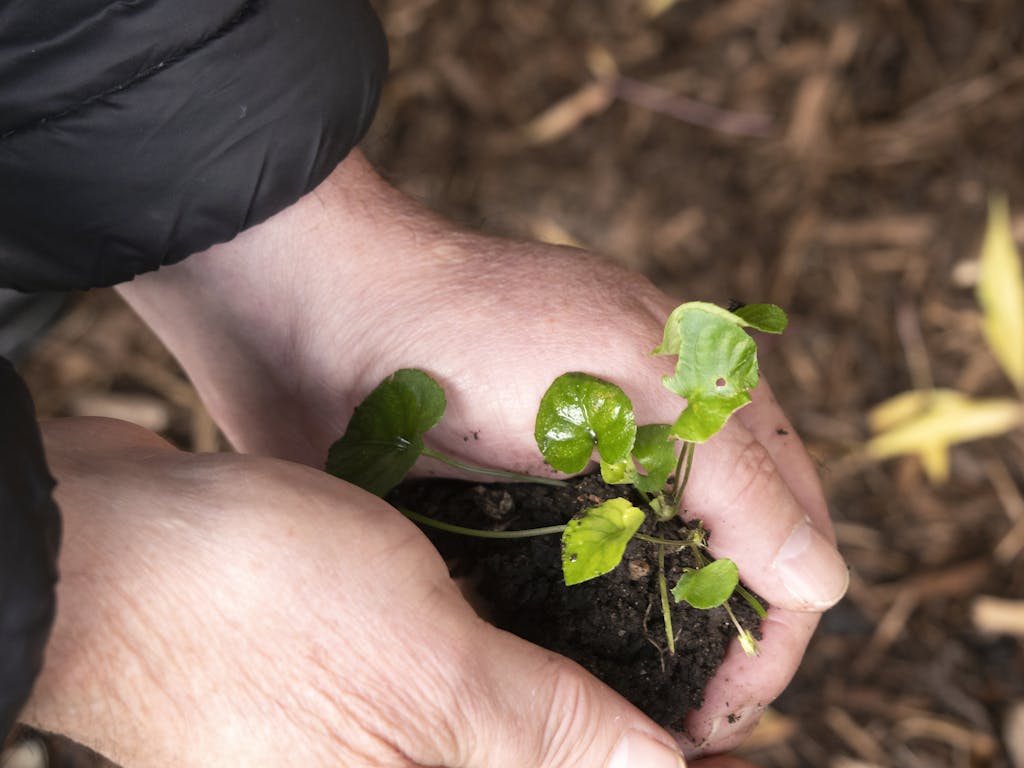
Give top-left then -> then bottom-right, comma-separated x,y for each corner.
116,150 -> 458,460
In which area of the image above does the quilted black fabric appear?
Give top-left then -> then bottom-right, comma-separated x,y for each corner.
0,0 -> 387,290
0,359 -> 60,738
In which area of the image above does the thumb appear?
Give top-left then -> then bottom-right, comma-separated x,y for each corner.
438,620 -> 688,768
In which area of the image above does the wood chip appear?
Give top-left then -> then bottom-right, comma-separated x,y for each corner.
972,595 -> 1024,637
825,707 -> 887,766
0,740 -> 46,768
69,392 -> 171,433
1007,701 -> 1024,768
522,81 -> 615,145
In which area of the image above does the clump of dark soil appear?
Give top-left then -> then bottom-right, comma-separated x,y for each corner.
391,474 -> 762,730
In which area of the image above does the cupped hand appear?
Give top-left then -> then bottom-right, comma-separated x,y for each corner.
28,417 -> 696,767
118,150 -> 848,754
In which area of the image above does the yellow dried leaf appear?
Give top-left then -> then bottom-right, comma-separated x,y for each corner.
644,0 -> 680,17
977,195 -> 1024,394
866,389 -> 1024,484
919,443 -> 951,485
867,389 -> 958,432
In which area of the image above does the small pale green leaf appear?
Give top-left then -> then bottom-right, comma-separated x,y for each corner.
866,388 -> 1024,484
731,303 -> 788,334
632,424 -> 677,494
562,498 -> 645,586
661,307 -> 760,442
655,301 -> 787,356
977,195 -> 1024,394
654,301 -> 743,356
325,369 -> 446,497
535,373 -> 637,474
671,559 -> 740,609
600,458 -> 637,485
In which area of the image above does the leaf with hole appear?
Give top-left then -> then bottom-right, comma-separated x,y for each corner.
561,498 -> 645,586
660,306 -> 760,442
535,373 -> 637,474
325,369 -> 446,497
671,559 -> 740,609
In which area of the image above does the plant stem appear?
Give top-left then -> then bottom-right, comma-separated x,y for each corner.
634,532 -> 697,548
735,584 -> 768,619
421,446 -> 568,487
401,507 -> 566,539
668,442 -> 689,506
671,441 -> 696,508
658,543 -> 676,656
723,601 -> 759,656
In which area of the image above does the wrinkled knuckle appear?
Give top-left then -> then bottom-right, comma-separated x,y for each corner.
535,656 -> 603,767
726,435 -> 778,511
365,622 -> 489,767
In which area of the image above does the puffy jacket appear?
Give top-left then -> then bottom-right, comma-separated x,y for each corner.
0,0 -> 387,737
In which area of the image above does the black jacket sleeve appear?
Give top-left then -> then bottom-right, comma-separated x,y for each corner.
0,0 -> 388,291
0,358 -> 61,739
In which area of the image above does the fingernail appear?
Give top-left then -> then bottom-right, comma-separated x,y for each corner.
608,730 -> 686,768
772,518 -> 849,610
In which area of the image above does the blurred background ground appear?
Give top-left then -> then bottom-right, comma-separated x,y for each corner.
7,1 -> 1024,766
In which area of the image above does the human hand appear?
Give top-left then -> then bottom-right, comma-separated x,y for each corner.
118,150 -> 847,754
28,417 -> 703,767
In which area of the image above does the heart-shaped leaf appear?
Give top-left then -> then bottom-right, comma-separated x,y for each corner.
631,424 -> 677,495
660,307 -> 760,442
671,559 -> 739,609
535,373 -> 637,474
654,301 -> 787,355
325,369 -> 446,497
561,498 -> 645,586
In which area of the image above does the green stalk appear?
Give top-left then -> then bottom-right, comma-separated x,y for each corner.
671,441 -> 696,508
400,507 -> 566,539
421,447 -> 568,487
658,543 -> 676,656
723,601 -> 760,656
735,584 -> 768,619
634,532 -> 698,548
667,442 -> 689,504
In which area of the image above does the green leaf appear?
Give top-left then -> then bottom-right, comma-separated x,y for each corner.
535,373 -> 637,474
654,301 -> 743,356
562,498 -> 645,586
977,195 -> 1024,395
671,559 -> 740,609
632,424 -> 677,494
600,458 -> 637,485
325,369 -> 446,497
661,307 -> 760,442
731,303 -> 788,334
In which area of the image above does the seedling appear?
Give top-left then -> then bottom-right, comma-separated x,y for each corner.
326,301 -> 787,656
